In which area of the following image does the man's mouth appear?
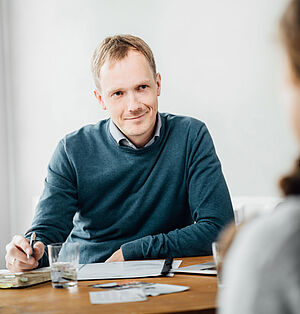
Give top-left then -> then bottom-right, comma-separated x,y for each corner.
125,112 -> 147,120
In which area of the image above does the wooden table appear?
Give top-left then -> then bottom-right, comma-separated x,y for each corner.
0,256 -> 218,314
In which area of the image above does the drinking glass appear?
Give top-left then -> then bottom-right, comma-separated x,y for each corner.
48,242 -> 79,288
212,241 -> 224,288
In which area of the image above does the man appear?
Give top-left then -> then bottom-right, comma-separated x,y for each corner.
5,34 -> 234,272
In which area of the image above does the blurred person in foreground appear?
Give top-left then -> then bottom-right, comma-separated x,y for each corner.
218,1 -> 300,313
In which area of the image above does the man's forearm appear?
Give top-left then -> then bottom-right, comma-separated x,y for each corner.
121,218 -> 230,260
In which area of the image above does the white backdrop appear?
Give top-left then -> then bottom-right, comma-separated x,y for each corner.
0,0 -> 296,266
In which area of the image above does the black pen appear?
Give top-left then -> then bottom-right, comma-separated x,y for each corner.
161,257 -> 173,276
27,232 -> 36,259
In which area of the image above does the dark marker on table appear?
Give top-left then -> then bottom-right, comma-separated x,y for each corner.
161,257 -> 174,276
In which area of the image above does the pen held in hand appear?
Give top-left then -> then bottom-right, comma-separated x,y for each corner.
27,232 -> 36,259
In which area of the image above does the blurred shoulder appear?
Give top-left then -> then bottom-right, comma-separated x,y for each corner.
240,197 -> 300,248
229,197 -> 300,263
219,197 -> 300,314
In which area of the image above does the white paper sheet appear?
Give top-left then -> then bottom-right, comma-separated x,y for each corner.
89,288 -> 147,304
142,283 -> 189,296
78,260 -> 182,280
89,283 -> 189,304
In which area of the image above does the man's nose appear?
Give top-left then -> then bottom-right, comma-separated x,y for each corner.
127,93 -> 142,112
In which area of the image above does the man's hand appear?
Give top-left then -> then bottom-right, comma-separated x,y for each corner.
105,248 -> 124,263
5,235 -> 45,272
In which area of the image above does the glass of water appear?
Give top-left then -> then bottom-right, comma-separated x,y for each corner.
48,242 -> 79,288
212,241 -> 224,288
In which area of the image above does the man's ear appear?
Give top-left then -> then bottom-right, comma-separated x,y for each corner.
156,73 -> 161,96
94,90 -> 107,110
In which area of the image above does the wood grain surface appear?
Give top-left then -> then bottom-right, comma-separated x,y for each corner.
0,256 -> 217,314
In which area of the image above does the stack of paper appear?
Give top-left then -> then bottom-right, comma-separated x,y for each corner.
78,259 -> 182,280
0,267 -> 51,288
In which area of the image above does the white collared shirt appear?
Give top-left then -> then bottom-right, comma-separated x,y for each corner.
109,114 -> 161,149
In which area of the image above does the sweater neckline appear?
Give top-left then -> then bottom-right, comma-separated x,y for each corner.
105,114 -> 166,154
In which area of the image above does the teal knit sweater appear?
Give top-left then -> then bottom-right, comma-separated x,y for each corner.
26,113 -> 233,266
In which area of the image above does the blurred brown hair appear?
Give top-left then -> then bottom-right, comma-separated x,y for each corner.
91,34 -> 157,91
279,158 -> 300,195
279,0 -> 300,196
280,0 -> 300,85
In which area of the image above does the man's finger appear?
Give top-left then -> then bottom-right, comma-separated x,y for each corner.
15,259 -> 39,270
7,258 -> 38,272
12,235 -> 31,255
6,244 -> 30,264
105,248 -> 124,263
105,256 -> 112,263
32,241 -> 45,261
105,252 -> 116,263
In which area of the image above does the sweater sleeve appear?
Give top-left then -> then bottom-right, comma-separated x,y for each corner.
121,124 -> 234,260
24,139 -> 78,267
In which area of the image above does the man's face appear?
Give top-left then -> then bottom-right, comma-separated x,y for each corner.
95,49 -> 161,147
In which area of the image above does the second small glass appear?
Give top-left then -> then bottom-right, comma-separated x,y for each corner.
212,241 -> 224,288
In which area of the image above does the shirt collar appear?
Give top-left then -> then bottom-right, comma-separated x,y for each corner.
109,113 -> 161,149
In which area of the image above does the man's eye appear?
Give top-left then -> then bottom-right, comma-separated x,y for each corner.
113,91 -> 122,96
139,85 -> 147,90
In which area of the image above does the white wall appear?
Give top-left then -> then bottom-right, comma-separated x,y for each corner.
1,0 -> 296,264
0,0 -> 11,268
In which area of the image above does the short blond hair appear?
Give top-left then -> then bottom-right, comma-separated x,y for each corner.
91,34 -> 157,91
